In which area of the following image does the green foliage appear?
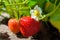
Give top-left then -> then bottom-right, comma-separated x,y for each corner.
0,0 -> 60,21
0,0 -> 31,20
27,0 -> 37,7
50,7 -> 60,21
49,7 -> 60,32
50,0 -> 60,5
45,2 -> 55,13
27,0 -> 46,9
37,0 -> 46,9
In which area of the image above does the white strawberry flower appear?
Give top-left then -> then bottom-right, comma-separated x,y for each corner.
30,5 -> 42,21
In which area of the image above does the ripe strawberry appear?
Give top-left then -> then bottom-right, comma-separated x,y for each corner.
8,19 -> 19,34
19,16 -> 40,37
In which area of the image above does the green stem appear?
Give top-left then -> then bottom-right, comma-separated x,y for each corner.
55,0 -> 57,5
54,0 -> 57,9
6,0 -> 28,6
13,0 -> 19,20
23,0 -> 28,4
6,0 -> 14,18
46,0 -> 49,2
46,3 -> 60,17
40,3 -> 60,20
7,3 -> 24,5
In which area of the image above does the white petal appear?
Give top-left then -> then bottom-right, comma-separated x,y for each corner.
34,5 -> 42,16
30,5 -> 43,21
38,7 -> 42,14
30,10 -> 34,14
34,5 -> 39,10
31,15 -> 39,21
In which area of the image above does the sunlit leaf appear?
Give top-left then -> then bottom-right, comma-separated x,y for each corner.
27,0 -> 37,7
45,2 -> 56,13
37,0 -> 46,9
49,7 -> 60,32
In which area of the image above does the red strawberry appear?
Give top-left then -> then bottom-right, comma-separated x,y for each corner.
8,19 -> 19,34
19,16 -> 40,37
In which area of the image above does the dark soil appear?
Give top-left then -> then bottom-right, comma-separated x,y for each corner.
31,21 -> 60,40
0,18 -> 10,25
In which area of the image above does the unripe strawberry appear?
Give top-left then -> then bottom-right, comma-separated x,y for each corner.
8,19 -> 19,34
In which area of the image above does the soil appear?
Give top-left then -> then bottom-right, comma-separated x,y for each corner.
0,24 -> 31,40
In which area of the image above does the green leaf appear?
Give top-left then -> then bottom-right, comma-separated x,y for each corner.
15,0 -> 20,3
50,0 -> 60,5
50,8 -> 60,21
14,11 -> 18,20
45,2 -> 56,13
0,0 -> 1,2
20,7 -> 30,16
27,0 -> 37,7
3,0 -> 9,6
49,7 -> 60,32
37,0 -> 46,9
6,6 -> 12,17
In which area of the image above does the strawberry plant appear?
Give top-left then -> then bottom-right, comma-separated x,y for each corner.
0,0 -> 60,39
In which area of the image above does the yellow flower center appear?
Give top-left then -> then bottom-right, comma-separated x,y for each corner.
34,10 -> 40,17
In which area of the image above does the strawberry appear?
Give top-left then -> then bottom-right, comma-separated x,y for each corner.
8,19 -> 19,34
19,16 -> 40,37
